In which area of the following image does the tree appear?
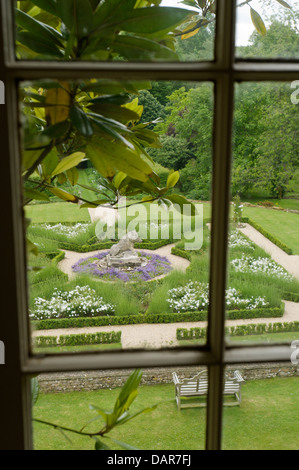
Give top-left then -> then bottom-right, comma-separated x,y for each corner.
17,0 -> 199,228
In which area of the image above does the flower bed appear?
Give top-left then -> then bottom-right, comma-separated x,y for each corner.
167,281 -> 269,313
40,223 -> 91,238
231,255 -> 292,280
30,285 -> 115,321
229,230 -> 255,250
72,251 -> 172,282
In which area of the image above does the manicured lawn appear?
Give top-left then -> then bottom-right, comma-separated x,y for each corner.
33,343 -> 122,354
26,202 -> 91,224
242,206 -> 299,255
33,377 -> 299,450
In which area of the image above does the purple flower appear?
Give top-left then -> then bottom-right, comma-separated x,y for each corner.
72,251 -> 172,282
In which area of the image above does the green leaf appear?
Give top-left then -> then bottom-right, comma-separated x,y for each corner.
94,438 -> 111,451
15,8 -> 63,47
48,187 -> 79,202
166,194 -> 197,216
41,120 -> 70,139
27,238 -> 39,256
93,0 -> 136,29
89,94 -> 131,106
30,0 -> 58,16
86,138 -> 153,182
90,116 -> 134,149
56,0 -> 93,38
116,7 -> 191,35
52,152 -> 85,176
105,437 -> 139,451
89,103 -> 141,124
113,35 -> 178,61
70,107 -> 94,137
274,0 -> 292,8
166,170 -> 180,189
16,31 -> 63,58
250,8 -> 266,36
24,189 -> 50,202
42,149 -> 59,178
66,167 -> 79,186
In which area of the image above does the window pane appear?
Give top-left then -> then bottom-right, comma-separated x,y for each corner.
32,367 -> 207,450
19,79 -> 213,354
225,81 -> 299,346
221,366 -> 299,450
236,0 -> 299,59
14,0 -> 215,62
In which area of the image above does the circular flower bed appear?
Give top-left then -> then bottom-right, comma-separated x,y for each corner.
72,251 -> 172,282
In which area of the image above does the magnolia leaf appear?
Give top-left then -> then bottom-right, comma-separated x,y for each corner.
52,152 -> 85,176
30,0 -> 58,16
16,31 -> 63,58
56,0 -> 93,38
166,194 -> 197,216
45,82 -> 71,125
166,170 -> 180,189
182,27 -> 200,40
70,106 -> 94,137
27,238 -> 39,256
24,189 -> 50,202
274,0 -> 291,8
86,138 -> 153,182
66,167 -> 79,186
250,8 -> 266,36
41,120 -> 70,139
49,187 -> 78,202
118,7 -> 191,35
57,172 -> 67,184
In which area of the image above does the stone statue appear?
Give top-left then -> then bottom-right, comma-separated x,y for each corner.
97,230 -> 148,270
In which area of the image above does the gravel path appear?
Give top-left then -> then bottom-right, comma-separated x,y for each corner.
36,225 -> 298,349
239,223 -> 299,281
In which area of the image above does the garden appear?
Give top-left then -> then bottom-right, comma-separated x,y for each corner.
27,194 -> 299,352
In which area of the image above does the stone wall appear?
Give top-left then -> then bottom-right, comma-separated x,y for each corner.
38,363 -> 299,394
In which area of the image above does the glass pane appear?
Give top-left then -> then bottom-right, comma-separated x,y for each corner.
19,78 -> 213,354
236,0 -> 299,59
32,367 -> 207,450
221,365 -> 299,450
225,81 -> 299,346
15,0 -> 215,62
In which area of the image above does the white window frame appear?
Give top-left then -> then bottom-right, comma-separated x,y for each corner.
0,0 -> 298,450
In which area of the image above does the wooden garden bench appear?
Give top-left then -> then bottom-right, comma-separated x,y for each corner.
172,370 -> 245,410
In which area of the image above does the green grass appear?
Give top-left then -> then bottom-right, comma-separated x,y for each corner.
33,377 -> 299,450
179,331 -> 299,346
242,206 -> 299,255
26,202 -> 91,224
33,343 -> 122,354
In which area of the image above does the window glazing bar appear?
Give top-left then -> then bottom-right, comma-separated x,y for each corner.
205,0 -> 236,451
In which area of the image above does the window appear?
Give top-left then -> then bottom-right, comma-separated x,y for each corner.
0,0 -> 298,450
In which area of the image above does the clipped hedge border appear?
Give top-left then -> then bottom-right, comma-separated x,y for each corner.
33,331 -> 121,348
32,305 -> 284,331
247,218 -> 293,255
177,321 -> 299,341
58,238 -> 172,253
282,292 -> 299,303
44,250 -> 66,264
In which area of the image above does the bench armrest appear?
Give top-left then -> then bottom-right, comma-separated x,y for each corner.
234,370 -> 246,383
